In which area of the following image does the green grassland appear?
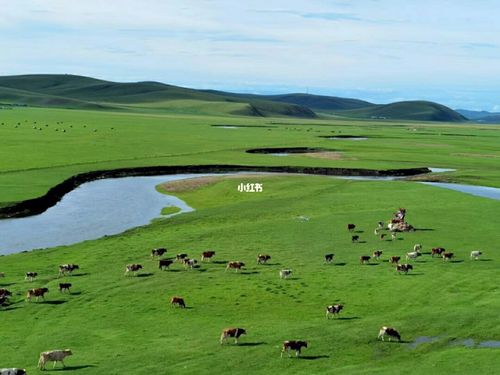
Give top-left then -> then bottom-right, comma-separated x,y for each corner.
1,175 -> 500,374
0,102 -> 500,374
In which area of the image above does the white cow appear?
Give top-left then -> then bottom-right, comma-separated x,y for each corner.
470,250 -> 482,260
0,369 -> 27,375
279,269 -> 292,279
413,244 -> 422,252
406,251 -> 422,261
38,349 -> 72,370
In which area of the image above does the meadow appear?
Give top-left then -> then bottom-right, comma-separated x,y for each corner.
1,106 -> 500,374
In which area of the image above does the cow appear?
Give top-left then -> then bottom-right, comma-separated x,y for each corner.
0,272 -> 4,278
413,244 -> 422,252
279,269 -> 292,279
281,340 -> 308,358
38,349 -> 72,370
176,253 -> 188,262
124,264 -> 142,276
0,288 -> 12,298
378,326 -> 401,342
347,223 -> 356,232
396,264 -> 413,274
59,283 -> 72,293
377,221 -> 385,229
257,254 -> 271,264
372,250 -> 383,260
183,258 -> 197,269
380,234 -> 387,241
326,304 -> 344,318
170,296 -> 185,308
406,251 -> 421,261
26,287 -> 48,302
389,256 -> 401,264
158,259 -> 174,270
324,254 -> 334,263
151,248 -> 167,258
374,228 -> 380,235
220,328 -> 246,344
360,255 -> 371,264
0,296 -> 9,307
0,369 -> 27,375
431,247 -> 446,257
442,252 -> 454,261
58,264 -> 79,276
470,250 -> 482,260
201,251 -> 216,262
25,272 -> 37,282
352,235 -> 360,243
226,261 -> 245,272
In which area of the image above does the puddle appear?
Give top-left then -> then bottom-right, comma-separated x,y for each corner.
270,153 -> 290,156
478,341 -> 500,348
409,336 -> 440,349
429,167 -> 457,173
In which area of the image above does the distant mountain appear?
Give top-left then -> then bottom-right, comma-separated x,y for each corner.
0,74 -> 466,122
456,109 -> 500,123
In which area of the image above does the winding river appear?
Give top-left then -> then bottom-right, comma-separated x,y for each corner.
1,171 -> 499,255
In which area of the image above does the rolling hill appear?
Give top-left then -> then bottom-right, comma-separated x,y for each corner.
0,74 -> 467,121
456,109 -> 500,124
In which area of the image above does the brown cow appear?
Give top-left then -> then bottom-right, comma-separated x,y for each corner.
281,340 -> 308,358
372,250 -> 383,260
326,304 -> 344,318
59,283 -> 72,293
159,259 -> 174,270
125,264 -> 143,276
226,261 -> 245,272
324,253 -> 334,263
360,255 -> 371,264
257,254 -> 271,264
442,252 -> 454,261
201,251 -> 215,262
26,287 -> 49,302
25,272 -> 38,282
220,327 -> 246,344
396,264 -> 413,274
347,223 -> 356,232
151,248 -> 167,258
378,326 -> 401,342
389,256 -> 401,264
431,247 -> 446,257
170,296 -> 186,308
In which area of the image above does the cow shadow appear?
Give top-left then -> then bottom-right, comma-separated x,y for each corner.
415,228 -> 435,231
259,263 -> 281,266
0,282 -> 16,287
238,342 -> 266,347
69,272 -> 90,277
1,305 -> 22,311
479,259 -> 493,262
240,271 -> 259,275
400,273 -> 423,276
68,291 -> 82,296
212,260 -> 228,265
52,364 -> 97,371
354,230 -> 364,233
42,300 -> 67,305
333,262 -> 347,266
353,240 -> 367,244
137,273 -> 154,278
337,316 -> 360,321
300,355 -> 330,360
450,260 -> 464,264
162,269 -> 182,272
195,268 -> 208,273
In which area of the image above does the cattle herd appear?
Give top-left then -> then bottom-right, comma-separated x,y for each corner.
0,208 -> 489,371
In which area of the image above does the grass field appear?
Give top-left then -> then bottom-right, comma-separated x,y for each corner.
1,105 -> 500,373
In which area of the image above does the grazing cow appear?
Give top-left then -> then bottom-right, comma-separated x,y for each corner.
257,254 -> 271,264
25,272 -> 37,282
372,250 -> 383,260
326,304 -> 344,318
58,264 -> 79,276
0,369 -> 27,375
389,256 -> 401,264
183,258 -> 197,269
26,287 -> 49,302
347,223 -> 356,232
324,253 -> 334,263
442,252 -> 454,261
378,326 -> 401,342
413,244 -> 422,252
279,269 -> 292,279
281,340 -> 308,358
431,247 -> 446,257
352,235 -> 360,243
59,283 -> 72,293
0,288 -> 12,298
406,251 -> 421,261
226,261 -> 245,272
151,248 -> 167,258
0,296 -> 9,306
380,234 -> 387,241
0,272 -> 4,278
124,264 -> 142,276
470,250 -> 482,260
38,349 -> 72,370
360,255 -> 371,264
158,259 -> 174,270
201,251 -> 216,262
220,328 -> 246,344
170,296 -> 185,308
396,264 -> 413,274
176,253 -> 188,262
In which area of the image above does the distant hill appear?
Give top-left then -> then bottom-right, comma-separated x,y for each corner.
0,74 -> 466,122
456,109 -> 500,123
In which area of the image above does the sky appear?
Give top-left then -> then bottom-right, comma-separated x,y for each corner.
0,0 -> 499,111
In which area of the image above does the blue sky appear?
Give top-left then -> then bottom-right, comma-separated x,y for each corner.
1,0 -> 499,110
